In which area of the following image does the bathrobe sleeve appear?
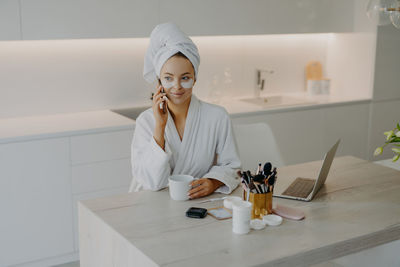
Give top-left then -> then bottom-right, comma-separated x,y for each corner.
203,109 -> 241,194
130,112 -> 172,192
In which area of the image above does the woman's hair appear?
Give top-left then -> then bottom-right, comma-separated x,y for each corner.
157,52 -> 195,85
173,51 -> 189,59
172,52 -> 195,77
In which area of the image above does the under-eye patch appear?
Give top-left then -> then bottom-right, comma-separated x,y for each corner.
181,79 -> 194,89
161,78 -> 193,89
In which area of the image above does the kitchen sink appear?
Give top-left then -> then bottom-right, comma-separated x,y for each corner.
240,95 -> 316,107
111,106 -> 151,120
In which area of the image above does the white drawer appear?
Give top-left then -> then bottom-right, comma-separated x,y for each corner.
71,158 -> 132,194
70,130 -> 133,165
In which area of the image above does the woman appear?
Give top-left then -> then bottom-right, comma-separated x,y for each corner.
129,22 -> 241,199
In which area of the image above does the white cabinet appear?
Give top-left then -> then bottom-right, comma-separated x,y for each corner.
70,129 -> 134,252
0,125 -> 134,266
159,0 -> 354,36
16,0 -> 354,40
71,158 -> 132,195
70,130 -> 132,165
0,138 -> 74,266
372,25 -> 400,101
321,103 -> 370,159
0,0 -> 21,40
231,102 -> 370,166
20,0 -> 158,40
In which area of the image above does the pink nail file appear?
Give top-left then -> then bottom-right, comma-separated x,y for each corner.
272,204 -> 305,220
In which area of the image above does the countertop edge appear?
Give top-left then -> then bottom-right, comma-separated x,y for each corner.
264,223 -> 400,267
0,97 -> 371,144
0,124 -> 135,145
229,98 -> 371,118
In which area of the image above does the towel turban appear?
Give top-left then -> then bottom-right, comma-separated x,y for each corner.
143,22 -> 200,83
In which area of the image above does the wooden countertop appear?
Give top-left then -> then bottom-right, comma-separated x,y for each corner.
78,156 -> 400,267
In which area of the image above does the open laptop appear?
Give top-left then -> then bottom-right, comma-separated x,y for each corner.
273,139 -> 340,202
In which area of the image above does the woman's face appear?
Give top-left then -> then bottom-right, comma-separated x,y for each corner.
159,55 -> 195,106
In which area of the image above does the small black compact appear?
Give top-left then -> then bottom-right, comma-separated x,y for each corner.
186,207 -> 207,218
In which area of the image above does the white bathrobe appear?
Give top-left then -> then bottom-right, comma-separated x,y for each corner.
129,94 -> 241,194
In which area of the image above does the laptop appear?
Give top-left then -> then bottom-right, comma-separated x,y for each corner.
273,139 -> 340,202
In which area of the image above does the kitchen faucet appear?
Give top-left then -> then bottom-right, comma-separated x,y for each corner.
255,69 -> 274,98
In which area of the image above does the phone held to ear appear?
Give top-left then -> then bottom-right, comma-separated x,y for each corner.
158,79 -> 167,114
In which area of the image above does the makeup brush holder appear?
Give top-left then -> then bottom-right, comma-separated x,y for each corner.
243,191 -> 273,219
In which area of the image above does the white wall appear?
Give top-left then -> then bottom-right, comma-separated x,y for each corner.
0,31 -> 376,119
326,32 -> 376,99
193,34 -> 330,100
0,38 -> 151,118
0,0 -> 21,40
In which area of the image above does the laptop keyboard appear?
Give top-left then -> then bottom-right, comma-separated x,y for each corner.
282,177 -> 315,199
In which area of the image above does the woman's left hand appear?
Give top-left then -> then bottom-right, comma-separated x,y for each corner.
188,178 -> 224,199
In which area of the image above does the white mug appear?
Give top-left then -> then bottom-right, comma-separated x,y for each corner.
168,175 -> 194,201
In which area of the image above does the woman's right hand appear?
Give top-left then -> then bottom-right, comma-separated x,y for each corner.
152,85 -> 168,128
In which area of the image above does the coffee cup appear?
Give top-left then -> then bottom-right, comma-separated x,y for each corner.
168,174 -> 194,201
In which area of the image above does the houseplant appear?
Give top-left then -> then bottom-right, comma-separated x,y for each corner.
374,123 -> 400,162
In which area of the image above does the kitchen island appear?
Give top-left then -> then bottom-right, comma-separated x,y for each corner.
78,156 -> 400,267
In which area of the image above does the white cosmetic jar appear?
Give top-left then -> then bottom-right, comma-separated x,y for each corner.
223,196 -> 243,210
232,201 -> 252,234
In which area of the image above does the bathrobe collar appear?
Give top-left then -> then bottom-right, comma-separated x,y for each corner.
165,94 -> 201,174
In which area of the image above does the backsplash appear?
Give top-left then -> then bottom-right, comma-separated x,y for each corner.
0,32 -> 373,118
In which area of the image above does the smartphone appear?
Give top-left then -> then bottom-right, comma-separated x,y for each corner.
158,79 -> 167,114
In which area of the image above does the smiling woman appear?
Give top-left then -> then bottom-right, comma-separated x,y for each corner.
129,22 -> 241,199
159,53 -> 195,106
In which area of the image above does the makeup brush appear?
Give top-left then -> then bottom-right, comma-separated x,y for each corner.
268,173 -> 276,192
246,170 -> 253,182
253,174 -> 265,183
263,162 -> 272,177
256,163 -> 262,175
248,181 -> 258,193
243,171 -> 250,184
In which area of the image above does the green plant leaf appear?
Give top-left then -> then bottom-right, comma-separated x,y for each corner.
374,147 -> 383,156
390,137 -> 400,143
384,130 -> 395,141
397,122 -> 400,131
392,148 -> 400,153
393,154 -> 400,162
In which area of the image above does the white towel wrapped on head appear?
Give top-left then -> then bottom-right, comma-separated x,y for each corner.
143,22 -> 200,83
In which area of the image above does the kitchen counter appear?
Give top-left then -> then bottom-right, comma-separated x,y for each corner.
218,93 -> 371,118
78,156 -> 400,267
0,110 -> 134,144
0,93 -> 370,144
